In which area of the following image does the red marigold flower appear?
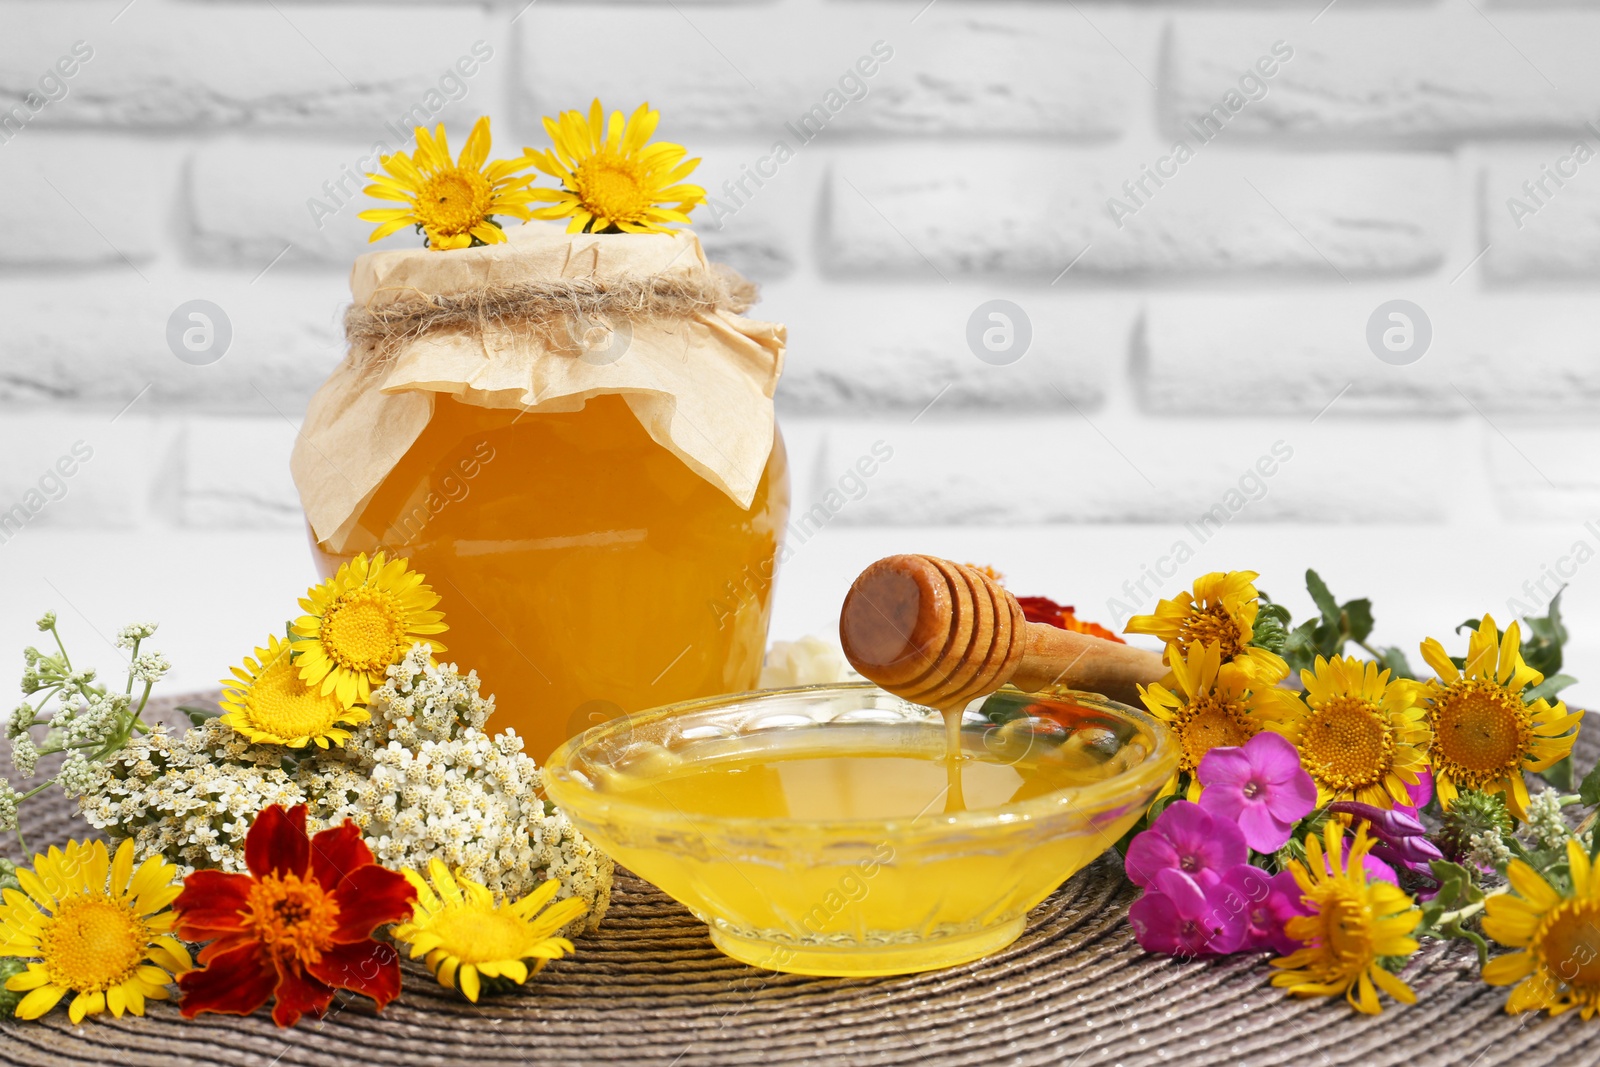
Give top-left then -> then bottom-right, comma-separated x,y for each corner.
173,804 -> 415,1027
1016,596 -> 1125,644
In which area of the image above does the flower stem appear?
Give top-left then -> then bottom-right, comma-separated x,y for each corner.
48,625 -> 70,672
1435,885 -> 1508,928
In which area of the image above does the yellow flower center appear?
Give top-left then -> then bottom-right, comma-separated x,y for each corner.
417,169 -> 493,238
243,652 -> 349,739
1178,604 -> 1245,661
1309,884 -> 1375,971
320,588 -> 409,675
426,905 -> 532,965
572,152 -> 651,224
246,872 -> 340,968
1428,678 -> 1531,785
1299,695 -> 1394,792
39,894 -> 148,993
1173,693 -> 1257,772
1535,899 -> 1600,994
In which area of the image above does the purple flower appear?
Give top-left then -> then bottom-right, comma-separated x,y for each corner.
1196,733 -> 1317,853
1124,801 -> 1247,889
1327,800 -> 1442,879
1216,864 -> 1308,955
1128,868 -> 1246,957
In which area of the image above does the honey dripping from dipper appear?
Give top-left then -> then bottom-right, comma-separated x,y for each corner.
839,555 -> 1168,813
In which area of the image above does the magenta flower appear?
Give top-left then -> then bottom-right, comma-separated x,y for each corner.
1196,732 -> 1317,852
1216,864 -> 1308,955
1123,801 -> 1247,889
1397,767 -> 1433,816
1327,800 -> 1442,879
1127,868 -> 1245,957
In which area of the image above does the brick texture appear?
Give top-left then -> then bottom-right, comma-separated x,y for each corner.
514,3 -> 1138,138
809,419 -> 1449,526
1167,11 -> 1600,144
1,275 -> 344,411
1140,295 -> 1600,415
771,282 -> 1118,413
822,147 -> 1452,279
1481,145 -> 1600,281
0,135 -> 169,266
0,2 -> 489,130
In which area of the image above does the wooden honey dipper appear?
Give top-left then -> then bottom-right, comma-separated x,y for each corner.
839,554 -> 1169,709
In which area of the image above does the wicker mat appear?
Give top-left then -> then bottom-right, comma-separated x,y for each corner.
1,695 -> 1596,1067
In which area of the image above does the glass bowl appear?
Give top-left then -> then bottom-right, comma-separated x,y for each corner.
543,683 -> 1176,977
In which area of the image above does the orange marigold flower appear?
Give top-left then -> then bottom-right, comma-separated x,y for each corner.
1017,596 -> 1126,644
173,804 -> 415,1028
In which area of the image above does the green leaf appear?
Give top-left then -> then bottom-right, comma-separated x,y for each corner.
1525,674 -> 1578,703
1439,920 -> 1490,967
178,704 -> 222,727
1282,619 -> 1321,674
1306,569 -> 1340,626
1542,755 -> 1576,792
1428,859 -> 1485,910
0,958 -> 25,1017
1456,618 -> 1484,636
1521,591 -> 1568,677
1312,620 -> 1344,659
1342,598 -> 1375,644
1578,760 -> 1600,807
1376,646 -> 1416,680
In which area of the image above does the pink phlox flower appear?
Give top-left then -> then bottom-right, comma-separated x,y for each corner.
1196,732 -> 1317,852
1128,868 -> 1246,957
1124,800 -> 1247,889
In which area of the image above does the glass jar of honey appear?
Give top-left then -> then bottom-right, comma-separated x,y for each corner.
310,394 -> 788,761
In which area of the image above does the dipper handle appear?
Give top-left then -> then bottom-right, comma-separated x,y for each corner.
839,554 -> 1167,708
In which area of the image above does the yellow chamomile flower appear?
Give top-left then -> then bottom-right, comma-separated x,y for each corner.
0,839 -> 191,1023
360,117 -> 537,250
1124,571 -> 1283,680
1483,838 -> 1600,1018
1419,615 -> 1581,820
393,860 -> 586,1002
1271,822 -> 1421,1015
219,633 -> 370,748
1138,640 -> 1303,799
291,551 -> 447,709
524,100 -> 706,234
1266,655 -> 1431,808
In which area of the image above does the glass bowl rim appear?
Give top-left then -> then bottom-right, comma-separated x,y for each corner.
543,682 -> 1178,836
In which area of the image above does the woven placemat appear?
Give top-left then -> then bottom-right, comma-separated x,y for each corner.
1,694 -> 1595,1067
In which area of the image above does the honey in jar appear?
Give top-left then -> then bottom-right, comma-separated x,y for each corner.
311,392 -> 789,760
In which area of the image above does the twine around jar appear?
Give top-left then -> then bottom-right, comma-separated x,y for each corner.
342,265 -> 760,365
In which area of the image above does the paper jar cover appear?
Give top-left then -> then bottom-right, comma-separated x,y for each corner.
290,225 -> 785,551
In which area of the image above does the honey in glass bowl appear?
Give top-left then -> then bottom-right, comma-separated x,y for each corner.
545,684 -> 1176,976
310,393 -> 789,761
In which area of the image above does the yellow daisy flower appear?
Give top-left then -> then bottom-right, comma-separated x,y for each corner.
1271,822 -> 1421,1014
393,860 -> 586,1003
1138,641 -> 1302,799
359,117 -> 537,250
523,100 -> 706,235
219,634 -> 370,748
0,839 -> 191,1023
291,551 -> 447,709
1419,615 -> 1581,820
1124,571 -> 1283,679
1265,655 -> 1431,808
1483,838 -> 1600,1017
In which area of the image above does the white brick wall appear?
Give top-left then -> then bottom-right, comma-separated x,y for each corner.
6,0 -> 1600,689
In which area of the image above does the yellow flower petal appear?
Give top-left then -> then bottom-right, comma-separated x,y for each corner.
15,984 -> 66,1020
